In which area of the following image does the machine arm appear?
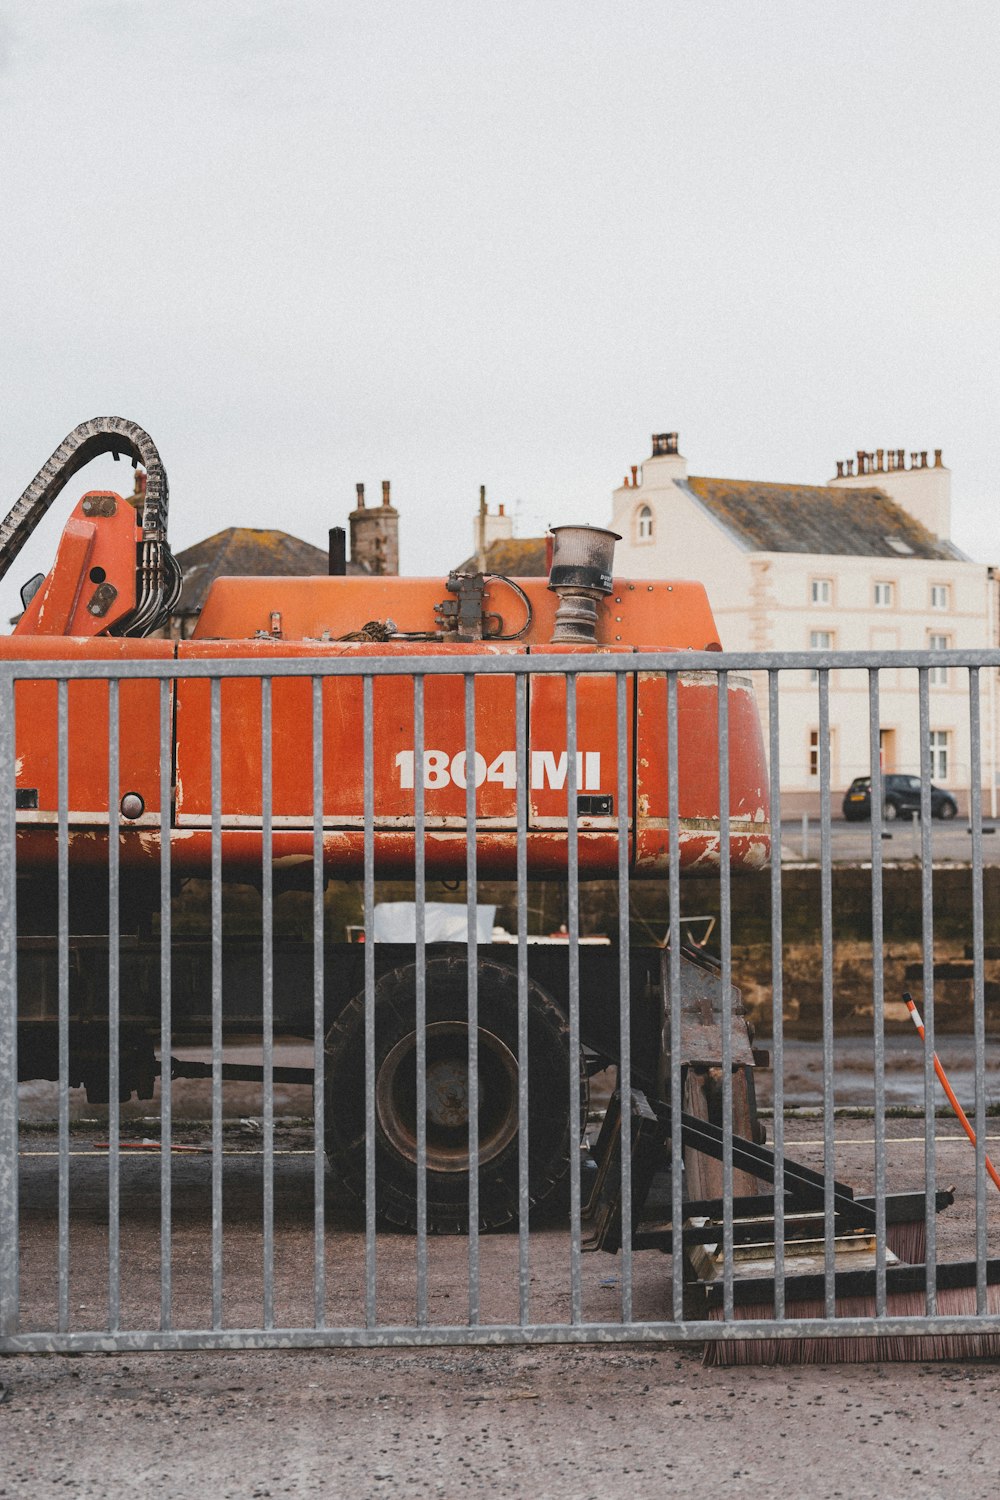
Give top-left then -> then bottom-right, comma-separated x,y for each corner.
0,416 -> 180,636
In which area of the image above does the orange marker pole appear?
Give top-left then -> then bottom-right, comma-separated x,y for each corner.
903,992 -> 1000,1194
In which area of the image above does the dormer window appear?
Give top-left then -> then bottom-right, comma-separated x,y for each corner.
637,505 -> 653,542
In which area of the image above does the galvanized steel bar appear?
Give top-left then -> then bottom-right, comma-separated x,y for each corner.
666,670 -> 683,1324
464,673 -> 480,1324
107,679 -> 121,1332
159,678 -> 173,1330
2,645 -> 999,685
969,668 -> 988,1312
615,670 -> 632,1324
261,677 -> 275,1329
717,670 -> 734,1320
566,673 -> 582,1326
311,677 -> 325,1328
917,668 -> 937,1312
767,672 -> 785,1320
868,670 -> 887,1317
57,680 -> 70,1332
4,1310 -> 1000,1355
0,676 -> 18,1339
362,675 -> 377,1326
515,674 -> 530,1326
210,676 -> 224,1329
413,676 -> 428,1326
818,670 -> 835,1317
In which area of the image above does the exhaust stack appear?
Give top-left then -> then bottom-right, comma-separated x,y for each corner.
548,525 -> 620,644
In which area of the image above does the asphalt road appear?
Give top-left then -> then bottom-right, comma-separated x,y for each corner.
780,816 -> 1000,863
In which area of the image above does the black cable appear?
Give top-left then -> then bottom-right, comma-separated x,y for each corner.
483,574 -> 533,640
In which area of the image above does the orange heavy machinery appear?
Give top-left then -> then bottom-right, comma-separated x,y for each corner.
5,419 -> 771,1232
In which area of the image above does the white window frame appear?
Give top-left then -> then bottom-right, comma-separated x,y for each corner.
928,730 -> 949,780
810,577 -> 832,605
930,584 -> 950,611
874,580 -> 894,607
929,632 -> 950,687
636,504 -> 653,543
809,629 -> 833,684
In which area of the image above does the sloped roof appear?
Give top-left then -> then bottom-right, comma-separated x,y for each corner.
684,477 -> 964,560
454,537 -> 549,576
174,528 -> 333,615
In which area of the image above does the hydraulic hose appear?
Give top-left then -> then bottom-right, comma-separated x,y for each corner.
0,417 -> 174,636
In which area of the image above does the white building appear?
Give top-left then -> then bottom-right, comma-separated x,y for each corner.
612,434 -> 999,815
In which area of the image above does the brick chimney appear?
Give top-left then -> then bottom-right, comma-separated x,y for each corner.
350,480 -> 399,575
829,446 -> 952,539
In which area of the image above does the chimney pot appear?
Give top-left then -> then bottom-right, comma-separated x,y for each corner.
382,480 -> 391,507
919,451 -> 928,468
856,449 -> 866,475
845,459 -> 854,476
630,465 -> 638,485
498,503 -> 505,516
910,452 -> 919,468
666,432 -> 678,455
876,448 -> 884,471
934,449 -> 943,467
835,461 -> 844,478
897,449 -> 905,469
355,482 -> 365,508
328,526 -> 346,576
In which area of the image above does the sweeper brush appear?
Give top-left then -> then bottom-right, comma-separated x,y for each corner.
581,956 -> 1000,1365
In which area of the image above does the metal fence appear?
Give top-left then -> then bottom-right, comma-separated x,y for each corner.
1,647 -> 999,1352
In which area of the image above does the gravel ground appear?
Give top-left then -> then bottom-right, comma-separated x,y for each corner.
4,1115 -> 1000,1497
2,1344 -> 1000,1499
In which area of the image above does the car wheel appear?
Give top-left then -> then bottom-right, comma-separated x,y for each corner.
938,799 -> 958,821
883,800 -> 898,822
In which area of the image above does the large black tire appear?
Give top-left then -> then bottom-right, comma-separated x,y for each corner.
938,799 -> 958,821
324,954 -> 579,1234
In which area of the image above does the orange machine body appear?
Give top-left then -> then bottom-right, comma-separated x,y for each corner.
5,495 -> 770,879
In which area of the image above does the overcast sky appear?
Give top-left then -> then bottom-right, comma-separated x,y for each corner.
0,1 -> 997,613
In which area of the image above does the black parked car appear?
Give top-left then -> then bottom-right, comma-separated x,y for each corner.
842,774 -> 958,822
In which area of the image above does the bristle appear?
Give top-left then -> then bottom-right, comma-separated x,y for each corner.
885,1219 -> 926,1266
703,1283 -> 1000,1366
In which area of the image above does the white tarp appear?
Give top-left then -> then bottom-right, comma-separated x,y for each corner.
373,902 -> 498,944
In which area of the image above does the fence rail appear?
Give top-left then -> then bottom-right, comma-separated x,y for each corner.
1,647 -> 998,1352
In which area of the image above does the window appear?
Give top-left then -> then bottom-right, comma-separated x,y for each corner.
636,505 -> 653,542
931,584 -> 950,610
874,581 -> 894,607
808,730 -> 819,777
809,629 -> 833,683
929,730 -> 949,780
929,632 -> 950,686
811,578 -> 832,605
809,727 -> 834,779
